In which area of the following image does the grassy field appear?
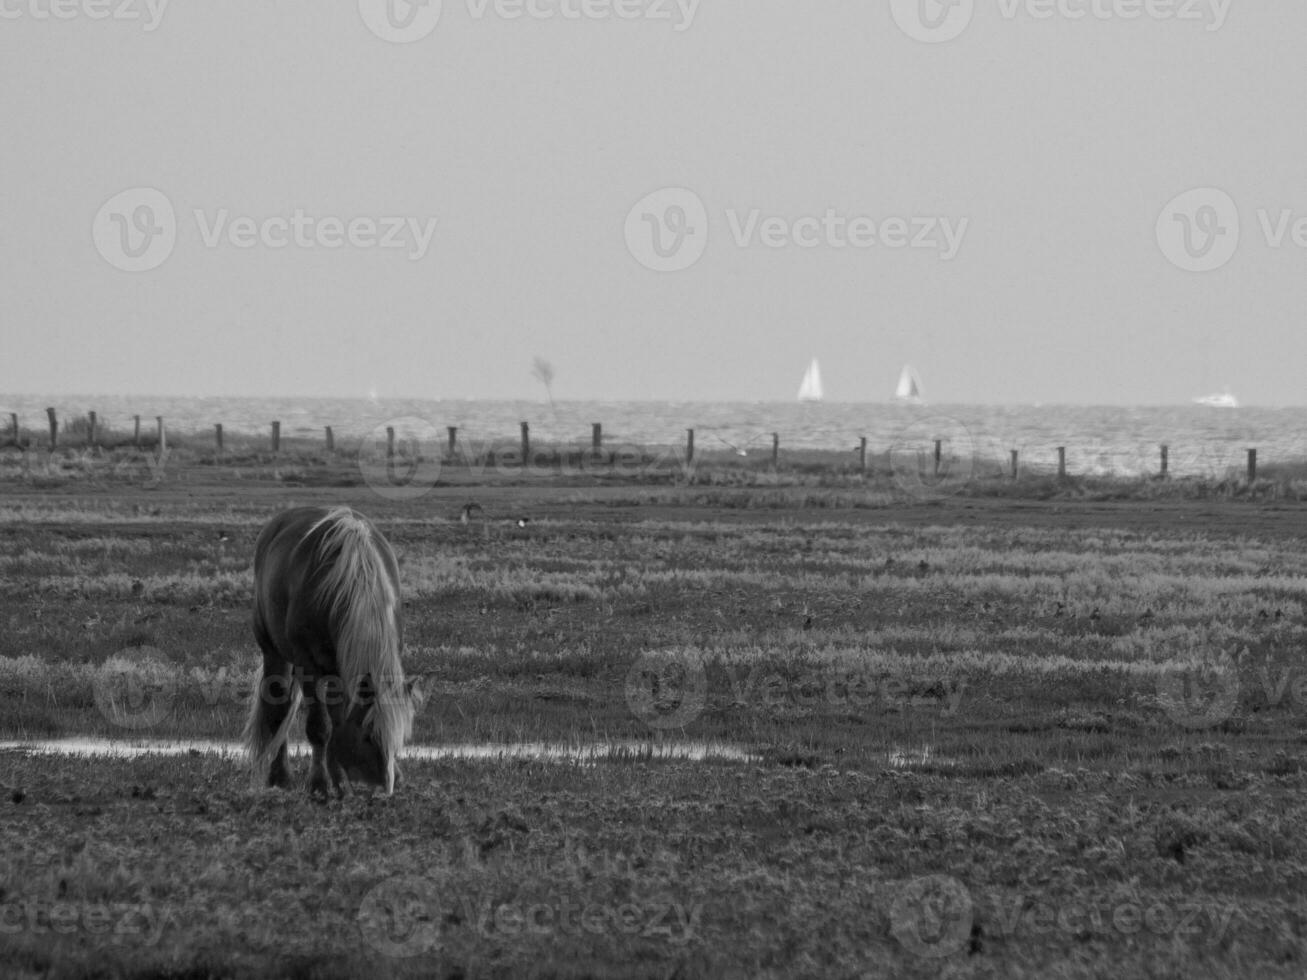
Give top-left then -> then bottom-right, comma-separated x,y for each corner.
2,448 -> 1306,978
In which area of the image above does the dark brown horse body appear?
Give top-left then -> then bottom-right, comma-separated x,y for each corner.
246,506 -> 421,797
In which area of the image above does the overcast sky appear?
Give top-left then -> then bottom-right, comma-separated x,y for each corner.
2,1 -> 1303,405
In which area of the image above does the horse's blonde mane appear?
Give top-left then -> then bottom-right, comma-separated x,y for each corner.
309,506 -> 414,792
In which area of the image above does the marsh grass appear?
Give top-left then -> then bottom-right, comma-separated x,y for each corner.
3,486 -> 1307,977
4,502 -> 1306,774
10,437 -> 1307,506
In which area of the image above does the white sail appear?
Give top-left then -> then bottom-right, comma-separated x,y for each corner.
1193,389 -> 1237,408
894,365 -> 923,403
797,358 -> 823,402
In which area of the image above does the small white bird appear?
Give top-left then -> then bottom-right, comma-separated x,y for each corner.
713,432 -> 767,457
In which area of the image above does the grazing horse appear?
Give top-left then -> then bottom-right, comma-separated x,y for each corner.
245,506 -> 423,797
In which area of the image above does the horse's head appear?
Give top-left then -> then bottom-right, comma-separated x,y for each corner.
333,676 -> 425,793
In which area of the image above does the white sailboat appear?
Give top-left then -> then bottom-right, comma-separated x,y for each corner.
894,365 -> 923,404
797,358 -> 824,402
1193,388 -> 1238,408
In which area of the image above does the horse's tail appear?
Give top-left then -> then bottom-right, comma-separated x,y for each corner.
310,507 -> 414,793
243,671 -> 302,787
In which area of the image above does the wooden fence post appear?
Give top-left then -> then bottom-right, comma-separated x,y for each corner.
1160,444 -> 1168,478
934,439 -> 943,477
271,421 -> 281,453
592,423 -> 602,455
87,411 -> 97,448
1010,449 -> 1019,478
771,433 -> 779,467
156,417 -> 166,455
859,436 -> 867,477
46,407 -> 57,449
8,413 -> 16,446
686,428 -> 694,465
215,424 -> 224,452
1057,446 -> 1066,478
386,426 -> 396,458
520,422 -> 530,464
1247,448 -> 1257,482
324,426 -> 334,453
447,426 -> 457,459
133,415 -> 140,447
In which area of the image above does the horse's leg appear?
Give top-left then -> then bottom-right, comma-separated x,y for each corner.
302,674 -> 333,801
322,677 -> 351,799
245,625 -> 296,789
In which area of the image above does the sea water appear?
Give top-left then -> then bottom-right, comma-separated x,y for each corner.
3,394 -> 1304,477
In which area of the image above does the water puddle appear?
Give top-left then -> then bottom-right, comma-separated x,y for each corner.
0,738 -> 957,770
0,737 -> 759,764
887,746 -> 955,769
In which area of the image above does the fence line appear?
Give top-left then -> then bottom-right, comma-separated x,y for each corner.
0,408 -> 1285,482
